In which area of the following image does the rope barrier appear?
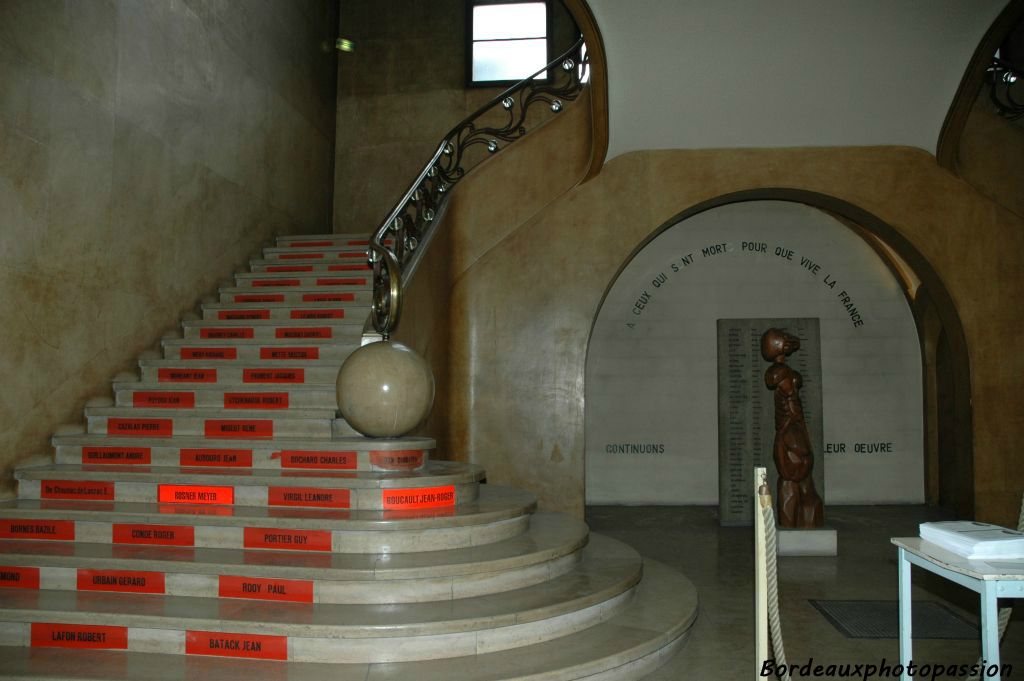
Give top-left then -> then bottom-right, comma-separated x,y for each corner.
759,482 -> 792,681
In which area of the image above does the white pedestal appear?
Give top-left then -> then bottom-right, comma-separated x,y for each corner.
778,528 -> 837,556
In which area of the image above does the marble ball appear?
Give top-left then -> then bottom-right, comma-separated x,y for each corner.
336,340 -> 435,437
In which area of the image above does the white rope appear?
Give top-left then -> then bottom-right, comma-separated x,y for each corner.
760,488 -> 792,681
964,493 -> 1024,681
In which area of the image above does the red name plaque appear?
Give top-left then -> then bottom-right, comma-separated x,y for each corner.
338,251 -> 364,258
112,523 -> 195,546
0,566 -> 40,589
243,369 -> 304,383
132,391 -> 195,408
279,253 -> 323,260
290,309 -> 344,319
0,519 -> 75,541
40,480 -> 115,501
234,294 -> 284,302
260,347 -> 318,360
268,487 -> 350,509
252,279 -> 299,287
266,265 -> 313,273
77,569 -> 165,594
200,328 -> 254,339
158,485 -> 234,505
243,527 -> 331,552
160,367 -> 219,380
347,240 -> 369,246
318,276 -> 367,284
291,241 -> 332,248
224,393 -> 289,409
108,419 -> 173,437
382,485 -> 456,510
370,450 -> 425,470
277,451 -> 357,470
275,327 -> 331,339
31,623 -> 128,650
205,420 -> 274,439
181,347 -> 236,360
82,447 -> 151,465
218,310 -> 270,320
218,575 -> 314,603
301,293 -> 355,302
180,449 -> 253,467
326,264 -> 370,272
185,630 -> 288,659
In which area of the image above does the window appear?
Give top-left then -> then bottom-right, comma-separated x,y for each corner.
469,2 -> 548,86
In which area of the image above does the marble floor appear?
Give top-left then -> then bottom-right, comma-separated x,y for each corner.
586,505 -> 1024,680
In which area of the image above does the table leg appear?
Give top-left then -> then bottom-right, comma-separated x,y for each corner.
980,581 -> 1000,680
898,548 -> 912,681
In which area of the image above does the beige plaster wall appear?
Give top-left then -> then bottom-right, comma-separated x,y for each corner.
440,146 -> 1024,527
0,0 -> 337,494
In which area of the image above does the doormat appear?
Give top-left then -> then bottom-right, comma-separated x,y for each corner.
809,600 -> 978,639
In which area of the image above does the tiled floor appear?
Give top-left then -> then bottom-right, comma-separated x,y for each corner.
586,505 -> 1024,679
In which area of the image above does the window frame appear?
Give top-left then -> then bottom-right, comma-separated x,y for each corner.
465,0 -> 553,89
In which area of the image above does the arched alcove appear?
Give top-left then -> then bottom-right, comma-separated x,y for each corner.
584,191 -> 973,516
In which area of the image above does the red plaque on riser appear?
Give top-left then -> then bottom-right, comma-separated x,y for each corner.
234,294 -> 284,302
252,279 -> 299,287
279,253 -> 323,260
40,480 -> 115,501
0,566 -> 40,589
260,348 -> 318,360
243,528 -> 331,551
382,485 -> 456,510
31,623 -> 128,650
159,368 -> 218,381
275,328 -> 331,339
108,419 -> 172,437
243,369 -> 304,383
82,447 -> 151,465
205,420 -> 273,438
278,451 -> 356,469
158,485 -> 234,505
132,391 -> 195,408
112,524 -> 195,546
180,449 -> 253,467
268,487 -> 350,508
218,310 -> 270,320
200,328 -> 254,339
302,293 -> 355,302
224,393 -> 289,409
370,450 -> 424,470
219,576 -> 313,603
0,520 -> 75,541
77,569 -> 165,594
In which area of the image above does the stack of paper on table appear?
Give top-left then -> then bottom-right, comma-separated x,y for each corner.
920,521 -> 1024,560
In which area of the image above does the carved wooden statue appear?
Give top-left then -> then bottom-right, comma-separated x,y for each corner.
761,328 -> 824,528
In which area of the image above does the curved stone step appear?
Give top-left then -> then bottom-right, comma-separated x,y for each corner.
112,384 -> 339,410
218,288 -> 373,305
14,461 -> 484,511
0,534 -> 641,664
83,407 -> 353,439
53,434 -> 433,471
137,359 -> 347,385
161,337 -> 358,362
0,558 -> 695,679
201,301 -> 370,322
0,493 -> 514,554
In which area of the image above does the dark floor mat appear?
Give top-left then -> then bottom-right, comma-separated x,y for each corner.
809,599 -> 979,639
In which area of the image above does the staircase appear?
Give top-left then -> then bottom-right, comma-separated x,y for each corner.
0,232 -> 697,680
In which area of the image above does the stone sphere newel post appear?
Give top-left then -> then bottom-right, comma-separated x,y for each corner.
337,341 -> 435,438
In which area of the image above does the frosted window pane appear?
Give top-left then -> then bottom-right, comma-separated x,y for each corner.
473,39 -> 548,81
473,3 -> 546,41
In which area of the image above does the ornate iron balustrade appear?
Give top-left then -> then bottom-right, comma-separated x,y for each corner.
367,36 -> 589,337
988,57 -> 1024,120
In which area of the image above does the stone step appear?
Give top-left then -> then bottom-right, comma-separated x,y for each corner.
0,503 -> 571,604
0,484 -> 529,556
250,258 -> 369,273
136,359 -> 346,385
161,337 -> 358,362
0,534 -> 641,664
52,434 -> 433,471
218,288 -> 373,305
112,384 -> 338,410
201,301 -> 370,322
83,407 -> 351,439
13,461 -> 482,511
274,233 -> 373,247
0,557 -> 694,677
181,318 -> 363,342
233,271 -> 372,289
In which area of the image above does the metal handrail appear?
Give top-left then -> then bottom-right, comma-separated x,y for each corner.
367,36 -> 590,338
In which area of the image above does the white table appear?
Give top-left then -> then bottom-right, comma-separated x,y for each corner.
892,537 -> 1024,681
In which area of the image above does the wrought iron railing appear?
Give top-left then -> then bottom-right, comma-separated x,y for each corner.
988,57 -> 1024,120
367,36 -> 590,338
